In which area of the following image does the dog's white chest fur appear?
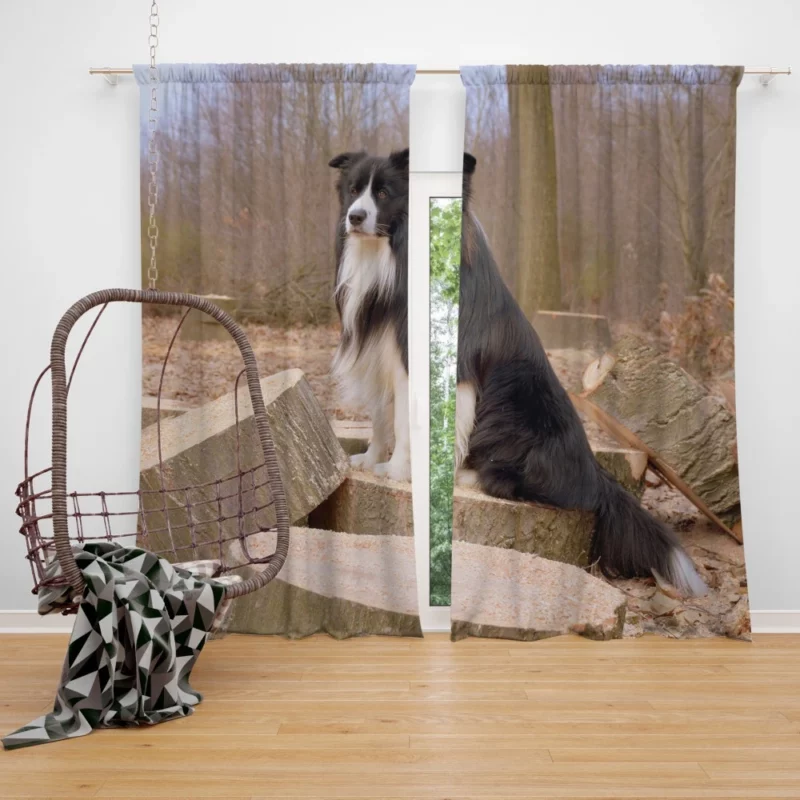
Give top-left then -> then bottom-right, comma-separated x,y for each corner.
333,236 -> 400,406
332,233 -> 410,483
335,236 -> 396,338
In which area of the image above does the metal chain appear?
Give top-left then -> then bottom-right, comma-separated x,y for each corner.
146,1 -> 160,290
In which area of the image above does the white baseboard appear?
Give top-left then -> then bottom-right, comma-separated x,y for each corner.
1,609 -> 798,635
0,611 -> 74,634
750,610 -> 800,633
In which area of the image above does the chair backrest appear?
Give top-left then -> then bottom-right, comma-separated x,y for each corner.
42,288 -> 289,600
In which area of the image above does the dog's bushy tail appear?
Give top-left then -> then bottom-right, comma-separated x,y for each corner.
592,471 -> 707,597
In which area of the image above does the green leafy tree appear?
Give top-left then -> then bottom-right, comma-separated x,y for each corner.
429,199 -> 463,606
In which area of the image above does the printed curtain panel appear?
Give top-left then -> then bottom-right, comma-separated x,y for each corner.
135,64 -> 421,638
450,65 -> 749,641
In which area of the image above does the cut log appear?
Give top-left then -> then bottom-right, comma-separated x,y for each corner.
451,448 -> 645,566
453,486 -> 593,567
311,447 -> 645,565
141,396 -> 189,429
330,419 -> 371,456
572,392 -> 739,542
581,351 -> 616,393
533,310 -> 612,352
580,335 -> 741,528
179,294 -> 238,342
309,470 -> 413,538
225,527 -> 422,638
546,348 -> 600,393
451,541 -> 627,641
139,369 -> 349,562
594,448 -> 648,499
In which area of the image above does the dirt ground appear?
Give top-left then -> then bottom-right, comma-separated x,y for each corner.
618,483 -> 749,640
142,316 -> 358,420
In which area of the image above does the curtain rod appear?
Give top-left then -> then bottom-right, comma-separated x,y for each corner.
89,66 -> 791,75
89,65 -> 791,86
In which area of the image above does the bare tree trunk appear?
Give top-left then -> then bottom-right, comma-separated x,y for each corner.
652,90 -> 664,296
508,67 -> 562,316
559,87 -> 582,312
688,87 -> 707,292
596,85 -> 615,315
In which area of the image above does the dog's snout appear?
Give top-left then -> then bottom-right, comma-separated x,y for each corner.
348,209 -> 367,226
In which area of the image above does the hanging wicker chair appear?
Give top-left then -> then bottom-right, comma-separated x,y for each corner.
15,288 -> 290,613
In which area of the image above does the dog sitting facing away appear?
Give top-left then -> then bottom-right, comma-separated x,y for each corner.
328,148 -> 410,483
455,153 -> 707,597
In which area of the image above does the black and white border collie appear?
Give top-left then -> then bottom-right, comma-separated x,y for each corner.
329,148 -> 410,482
457,153 -> 706,597
329,148 -> 706,596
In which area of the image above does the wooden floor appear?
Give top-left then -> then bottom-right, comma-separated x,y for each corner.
1,633 -> 800,798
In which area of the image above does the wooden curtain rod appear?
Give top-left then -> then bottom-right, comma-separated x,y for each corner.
89,66 -> 792,76
89,66 -> 791,87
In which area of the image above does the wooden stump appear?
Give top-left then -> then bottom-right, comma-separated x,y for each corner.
582,335 -> 740,525
451,541 -> 627,641
311,466 -> 645,570
141,396 -> 189,429
451,449 -> 646,569
533,310 -> 612,352
226,527 -> 422,638
595,448 -> 648,499
453,486 -> 594,567
139,369 -> 349,562
309,470 -> 414,538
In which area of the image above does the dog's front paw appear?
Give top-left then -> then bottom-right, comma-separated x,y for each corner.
350,450 -> 379,471
373,457 -> 411,483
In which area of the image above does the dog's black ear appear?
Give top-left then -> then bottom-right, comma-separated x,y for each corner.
463,152 -> 477,175
328,151 -> 366,170
389,148 -> 410,172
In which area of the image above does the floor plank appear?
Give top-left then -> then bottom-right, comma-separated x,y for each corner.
0,633 -> 799,798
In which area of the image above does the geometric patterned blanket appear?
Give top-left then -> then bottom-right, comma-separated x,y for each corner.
2,542 -> 227,750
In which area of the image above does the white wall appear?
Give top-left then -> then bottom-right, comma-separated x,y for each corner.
1,0 -> 797,628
